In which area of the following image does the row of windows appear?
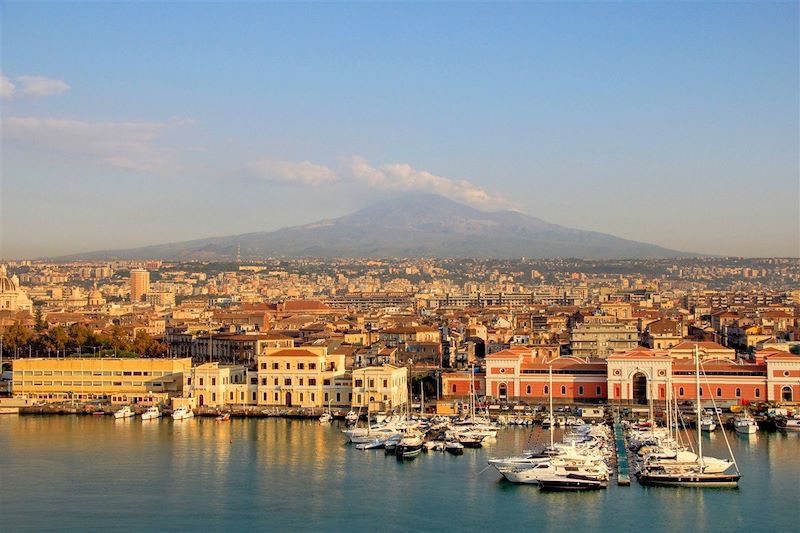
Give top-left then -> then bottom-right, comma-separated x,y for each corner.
260,362 -> 318,370
14,381 -> 160,388
675,387 -> 760,398
15,370 -> 167,377
520,370 -> 607,375
259,377 -> 319,387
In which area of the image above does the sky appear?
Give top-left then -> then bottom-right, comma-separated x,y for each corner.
1,1 -> 798,258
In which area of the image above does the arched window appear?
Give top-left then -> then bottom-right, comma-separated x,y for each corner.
560,386 -> 566,395
716,388 -> 722,397
526,385 -> 532,395
699,388 -> 703,396
735,388 -> 741,397
544,385 -> 549,395
452,384 -> 457,393
755,388 -> 760,398
679,387 -> 684,396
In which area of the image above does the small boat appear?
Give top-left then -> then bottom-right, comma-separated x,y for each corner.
457,434 -> 483,448
172,406 -> 194,420
777,415 -> 800,432
355,437 -> 386,450
91,410 -> 106,416
445,441 -> 464,455
396,433 -> 424,460
538,474 -> 606,491
0,407 -> 20,414
733,414 -> 758,434
345,410 -> 359,424
114,405 -> 135,419
319,412 -> 333,424
141,406 -> 161,420
215,413 -> 230,421
700,416 -> 716,432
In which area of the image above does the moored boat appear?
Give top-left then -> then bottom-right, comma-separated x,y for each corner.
141,406 -> 161,420
172,406 -> 194,420
733,414 -> 758,434
114,405 -> 135,419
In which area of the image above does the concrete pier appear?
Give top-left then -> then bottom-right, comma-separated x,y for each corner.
613,411 -> 631,486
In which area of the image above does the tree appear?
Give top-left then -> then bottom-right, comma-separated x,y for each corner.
3,321 -> 33,355
34,306 -> 47,333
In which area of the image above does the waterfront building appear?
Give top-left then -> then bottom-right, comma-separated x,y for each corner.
129,268 -> 150,303
12,357 -> 192,404
350,364 -> 408,411
256,346 -> 345,407
187,362 -> 247,407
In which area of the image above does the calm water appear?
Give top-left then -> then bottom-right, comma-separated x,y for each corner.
1,416 -> 798,532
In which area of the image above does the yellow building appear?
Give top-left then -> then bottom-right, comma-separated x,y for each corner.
257,346 -> 345,407
351,365 -> 408,411
186,362 -> 248,407
129,268 -> 150,303
12,357 -> 191,404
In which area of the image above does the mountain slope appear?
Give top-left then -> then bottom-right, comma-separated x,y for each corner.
57,194 -> 692,259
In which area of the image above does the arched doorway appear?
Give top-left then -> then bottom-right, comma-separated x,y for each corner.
198,394 -> 204,406
782,386 -> 793,401
632,373 -> 648,404
285,392 -> 292,406
498,383 -> 508,400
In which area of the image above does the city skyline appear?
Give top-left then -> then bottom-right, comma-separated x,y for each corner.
2,1 -> 798,259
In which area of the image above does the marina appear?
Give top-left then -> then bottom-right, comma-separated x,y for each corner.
1,413 -> 798,532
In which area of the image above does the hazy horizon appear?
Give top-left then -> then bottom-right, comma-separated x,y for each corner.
2,2 -> 798,259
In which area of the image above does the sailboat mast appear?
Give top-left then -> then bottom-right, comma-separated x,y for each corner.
548,363 -> 554,449
695,345 -> 703,467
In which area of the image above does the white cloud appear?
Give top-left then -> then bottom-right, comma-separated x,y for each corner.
1,116 -> 183,173
344,156 -> 513,209
246,158 -> 338,186
1,74 -> 15,101
15,75 -> 70,98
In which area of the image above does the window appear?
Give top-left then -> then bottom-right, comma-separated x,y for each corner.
596,386 -> 601,395
323,379 -> 330,386
309,363 -> 316,370
211,393 -> 216,402
735,388 -> 741,398
679,387 -> 684,396
261,363 -> 266,370
544,385 -> 549,395
309,379 -> 317,386
369,379 -> 375,388
526,385 -> 532,394
298,363 -> 305,370
452,384 -> 457,393
252,392 -> 256,401
284,379 -> 292,386
355,379 -> 363,387
261,378 -> 267,386
336,393 -> 341,402
383,380 -> 388,388
579,386 -> 584,395
263,392 -> 267,401
755,388 -> 761,398
324,393 -> 329,402
716,388 -> 722,397
285,363 -> 290,370
699,388 -> 702,396
311,393 -> 315,402
272,363 -> 279,370
300,393 -> 304,402
299,378 -> 304,386
199,378 -> 204,386
274,393 -> 278,401
211,378 -> 216,386
273,378 -> 278,386
560,386 -> 566,395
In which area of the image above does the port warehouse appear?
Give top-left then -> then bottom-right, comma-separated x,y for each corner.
442,347 -> 800,404
7,346 -> 800,407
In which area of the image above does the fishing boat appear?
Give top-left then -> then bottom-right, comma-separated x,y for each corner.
172,406 -> 194,420
637,346 -> 740,488
113,405 -> 135,419
141,406 -> 161,420
733,414 -> 758,434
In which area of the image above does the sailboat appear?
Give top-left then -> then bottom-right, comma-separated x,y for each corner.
638,346 -> 740,487
319,399 -> 333,424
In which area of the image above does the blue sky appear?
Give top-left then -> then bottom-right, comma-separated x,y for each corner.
1,1 -> 798,258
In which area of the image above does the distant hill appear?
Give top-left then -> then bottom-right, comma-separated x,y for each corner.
57,194 -> 693,260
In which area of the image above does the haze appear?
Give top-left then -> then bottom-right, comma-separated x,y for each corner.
1,2 -> 798,258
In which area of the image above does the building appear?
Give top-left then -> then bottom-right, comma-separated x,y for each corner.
186,363 -> 247,407
350,365 -> 408,411
569,322 -> 638,358
256,346 -> 345,407
12,357 -> 192,404
0,265 -> 33,312
129,268 -> 150,303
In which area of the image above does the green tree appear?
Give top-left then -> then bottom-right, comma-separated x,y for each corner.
34,306 -> 47,333
3,321 -> 33,355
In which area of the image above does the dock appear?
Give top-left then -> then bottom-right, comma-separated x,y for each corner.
613,410 -> 631,486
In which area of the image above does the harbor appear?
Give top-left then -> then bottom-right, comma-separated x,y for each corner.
1,413 -> 798,532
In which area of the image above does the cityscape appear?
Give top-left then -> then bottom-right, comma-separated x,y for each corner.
1,1 -> 798,532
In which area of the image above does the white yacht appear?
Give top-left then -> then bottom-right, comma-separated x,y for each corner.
141,406 -> 161,420
113,405 -> 135,419
171,406 -> 194,420
318,412 -> 333,424
733,414 -> 758,434
777,415 -> 800,432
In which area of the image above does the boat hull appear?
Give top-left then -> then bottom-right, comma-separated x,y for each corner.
638,472 -> 740,487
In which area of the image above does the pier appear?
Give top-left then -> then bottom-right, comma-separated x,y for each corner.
613,410 -> 631,486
